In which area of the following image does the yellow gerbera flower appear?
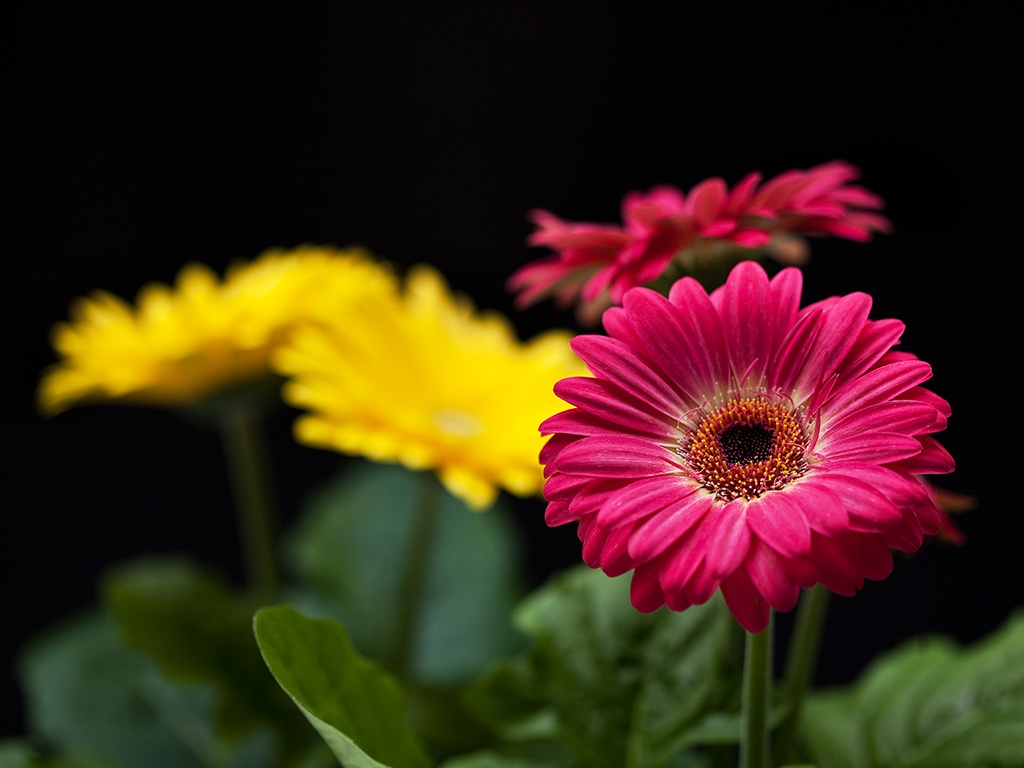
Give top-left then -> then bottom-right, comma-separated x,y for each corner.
39,245 -> 397,414
274,264 -> 588,510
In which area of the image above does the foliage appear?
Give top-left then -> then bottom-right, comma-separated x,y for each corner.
14,453 -> 1024,767
800,612 -> 1024,768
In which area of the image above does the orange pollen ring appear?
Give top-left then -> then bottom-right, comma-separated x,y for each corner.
681,396 -> 808,502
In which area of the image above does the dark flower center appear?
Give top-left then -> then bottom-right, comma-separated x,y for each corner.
683,396 -> 808,502
718,423 -> 775,465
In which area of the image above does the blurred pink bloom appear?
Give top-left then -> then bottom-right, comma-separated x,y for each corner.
509,161 -> 890,321
926,483 -> 974,546
744,160 -> 892,241
540,261 -> 952,633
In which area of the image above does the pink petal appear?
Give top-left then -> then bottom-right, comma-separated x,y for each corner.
551,435 -> 682,478
711,259 -> 773,384
542,409 -> 657,440
791,292 -> 872,398
543,471 -> 601,501
834,318 -> 906,382
768,267 -> 804,352
703,500 -> 752,579
630,563 -> 666,612
620,287 -> 715,400
823,360 -> 934,416
569,478 -> 628,518
553,377 -> 676,437
597,475 -> 700,528
744,540 -> 801,611
911,498 -> 945,538
803,469 -> 904,533
602,305 -> 640,346
663,586 -> 694,613
678,560 -> 721,606
819,462 -> 929,507
902,386 -> 952,419
730,229 -> 773,247
823,400 -> 946,439
855,535 -> 897,579
667,277 -> 731,388
628,493 -> 715,562
784,478 -> 851,535
657,513 -> 716,592
702,218 -> 739,238
771,307 -> 823,395
819,432 -> 925,464
746,491 -> 812,558
888,435 -> 955,475
809,534 -> 868,596
569,334 -> 684,417
544,500 -> 575,526
581,522 -> 634,576
830,186 -> 885,208
880,512 -> 925,552
584,259 -> 628,302
724,172 -> 763,216
720,568 -> 771,633
539,432 -> 579,466
687,177 -> 727,226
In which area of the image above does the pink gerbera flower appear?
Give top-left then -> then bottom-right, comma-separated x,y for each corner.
506,210 -> 633,316
509,161 -> 890,322
743,160 -> 892,242
540,261 -> 953,632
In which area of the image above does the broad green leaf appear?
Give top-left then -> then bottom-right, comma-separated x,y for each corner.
284,461 -> 526,686
801,610 -> 1024,768
626,593 -> 744,761
469,566 -> 743,768
253,604 -> 433,768
101,556 -> 312,762
793,688 -> 862,768
16,610 -> 266,768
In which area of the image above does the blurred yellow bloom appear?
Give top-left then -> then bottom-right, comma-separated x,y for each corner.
39,245 -> 397,413
274,264 -> 588,510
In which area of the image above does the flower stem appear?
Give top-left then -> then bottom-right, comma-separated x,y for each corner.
740,615 -> 773,768
391,471 -> 442,678
219,409 -> 279,603
776,584 -> 831,763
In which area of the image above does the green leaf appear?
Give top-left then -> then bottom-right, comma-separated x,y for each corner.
469,565 -> 743,768
253,604 -> 433,768
402,685 -> 495,759
16,610 -> 269,768
801,610 -> 1024,768
0,741 -> 41,768
285,461 -> 526,686
437,752 -> 566,768
462,655 -> 557,744
101,556 -> 312,761
438,752 -> 716,768
0,740 -> 116,768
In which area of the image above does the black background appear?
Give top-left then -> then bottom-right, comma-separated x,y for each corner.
3,2 -> 1020,737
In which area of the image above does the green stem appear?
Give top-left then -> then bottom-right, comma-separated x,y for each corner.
219,409 -> 279,603
776,584 -> 831,763
391,471 -> 442,678
740,615 -> 773,768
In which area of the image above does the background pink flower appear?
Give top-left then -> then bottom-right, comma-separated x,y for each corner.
540,261 -> 952,632
742,160 -> 892,241
509,161 -> 891,321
